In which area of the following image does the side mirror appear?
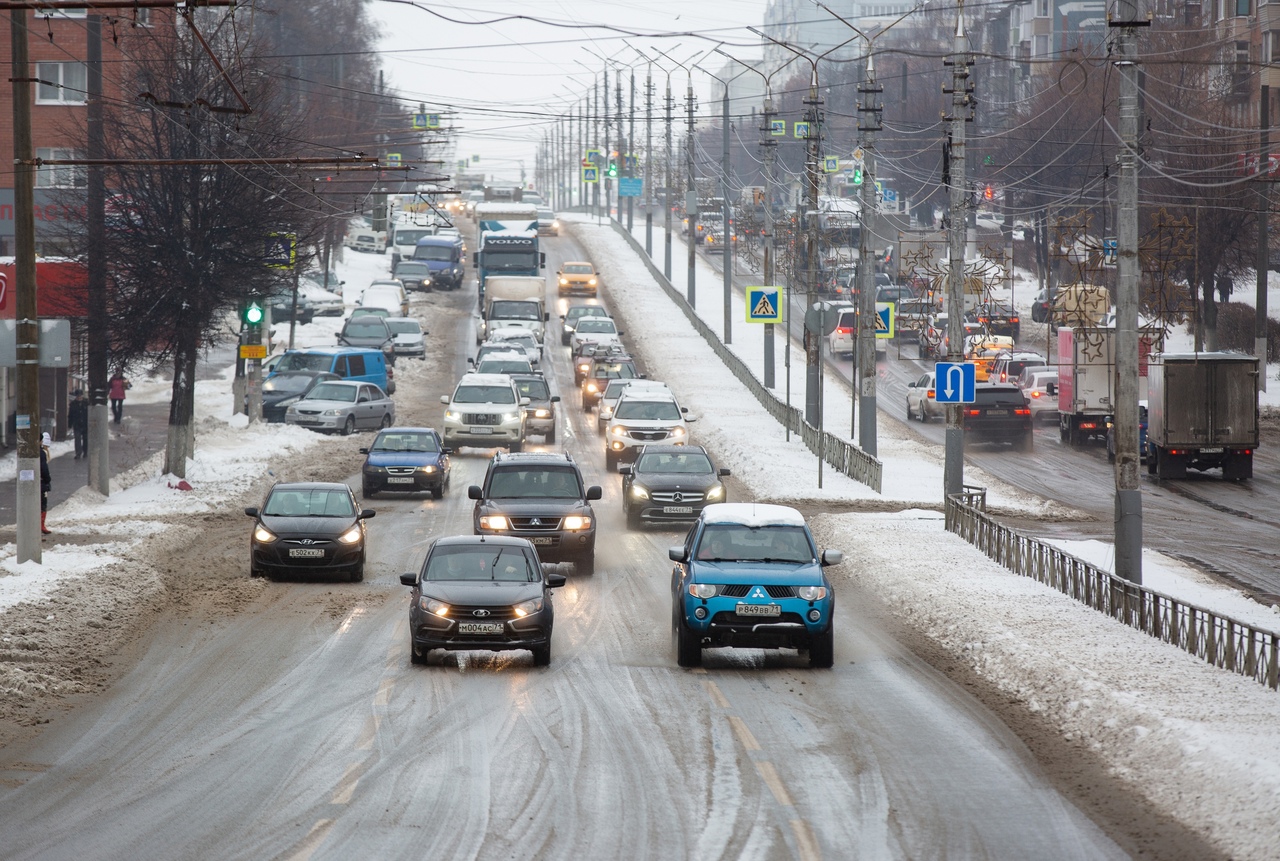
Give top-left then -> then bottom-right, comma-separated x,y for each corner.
617,465 -> 633,476
680,406 -> 688,413
685,415 -> 697,422
358,447 -> 369,454
559,314 -> 567,321
467,358 -> 476,366
907,381 -> 917,388
440,394 -> 450,404
472,252 -> 478,266
1046,382 -> 1057,396
668,546 -> 689,563
545,572 -> 568,588
468,485 -> 483,500
544,312 -> 550,322
520,396 -> 531,406
617,331 -> 625,337
442,447 -> 453,455
244,507 -> 259,517
398,572 -> 417,587
820,549 -> 844,566
586,485 -> 603,500
718,468 -> 731,477
551,395 -> 561,403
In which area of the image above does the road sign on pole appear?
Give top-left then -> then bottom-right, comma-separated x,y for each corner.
264,232 -> 296,269
875,302 -> 895,338
582,165 -> 599,184
794,121 -> 811,138
745,287 -> 782,323
933,362 -> 976,403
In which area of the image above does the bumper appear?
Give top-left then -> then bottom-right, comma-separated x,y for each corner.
363,470 -> 444,492
559,282 -> 597,295
393,345 -> 427,357
252,545 -> 363,577
524,414 -> 555,435
476,528 -> 595,564
630,500 -> 715,524
410,613 -> 551,653
682,597 -> 832,649
287,415 -> 350,432
607,435 -> 686,460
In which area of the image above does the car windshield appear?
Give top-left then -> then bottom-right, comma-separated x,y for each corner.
592,363 -> 637,380
454,385 -> 516,405
306,383 -> 358,403
695,524 -> 814,563
487,467 -> 583,499
490,301 -> 539,320
350,307 -> 390,318
477,359 -> 531,375
614,399 -> 681,420
563,264 -> 593,275
387,319 -> 422,335
344,320 -> 388,338
576,319 -> 615,333
515,378 -> 549,399
263,488 -> 356,518
395,264 -> 430,277
394,229 -> 433,245
568,307 -> 605,322
274,353 -> 332,373
263,373 -> 316,393
602,381 -> 632,399
424,545 -> 538,583
636,451 -> 712,474
414,246 -> 454,261
371,431 -> 439,453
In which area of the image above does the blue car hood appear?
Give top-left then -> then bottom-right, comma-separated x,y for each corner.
366,451 -> 441,468
688,560 -> 824,585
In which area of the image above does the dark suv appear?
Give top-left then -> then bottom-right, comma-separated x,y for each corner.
964,383 -> 1033,451
469,452 -> 603,575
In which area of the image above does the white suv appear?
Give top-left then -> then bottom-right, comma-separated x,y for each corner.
440,373 -> 528,451
597,379 -> 671,432
605,389 -> 691,469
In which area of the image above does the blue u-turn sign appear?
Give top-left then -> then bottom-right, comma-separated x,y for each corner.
933,362 -> 976,404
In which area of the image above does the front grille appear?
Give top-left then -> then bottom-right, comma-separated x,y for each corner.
629,430 -> 669,441
296,408 -> 324,416
718,584 -> 795,598
464,413 -> 500,425
651,491 -> 704,503
509,516 -> 562,531
451,605 -> 517,621
386,467 -> 418,476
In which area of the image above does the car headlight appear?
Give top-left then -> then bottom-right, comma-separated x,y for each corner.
420,597 -> 450,616
253,525 -> 276,543
585,382 -> 599,394
559,278 -> 569,286
600,408 -> 613,419
322,409 -> 343,417
630,485 -> 649,500
705,484 -> 724,501
513,597 -> 544,617
534,408 -> 551,418
670,426 -> 687,437
502,411 -> 521,423
338,526 -> 363,545
797,586 -> 828,601
563,515 -> 592,530
577,362 -> 590,373
419,465 -> 437,474
688,583 -> 718,599
276,396 -> 301,408
588,278 -> 597,286
609,425 -> 626,437
445,410 -> 461,421
479,515 -> 510,530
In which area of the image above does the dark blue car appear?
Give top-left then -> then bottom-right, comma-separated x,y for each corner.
1107,402 -> 1149,464
360,427 -> 451,499
669,503 -> 842,668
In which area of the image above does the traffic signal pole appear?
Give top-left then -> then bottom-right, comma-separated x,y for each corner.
944,8 -> 971,498
12,9 -> 39,562
246,299 -> 264,424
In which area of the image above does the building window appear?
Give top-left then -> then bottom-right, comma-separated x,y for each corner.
35,62 -> 87,105
1036,0 -> 1050,16
1034,34 -> 1051,59
35,148 -> 86,189
1266,31 -> 1280,64
1236,0 -> 1252,15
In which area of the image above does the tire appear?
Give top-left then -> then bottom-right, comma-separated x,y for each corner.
431,484 -> 444,500
410,641 -> 428,666
1147,447 -> 1158,475
808,627 -> 834,668
249,565 -> 263,579
531,642 -> 552,666
577,554 -> 595,576
342,415 -> 356,436
676,617 -> 702,667
605,451 -> 618,471
545,423 -> 557,444
380,414 -> 392,429
1016,432 -> 1034,453
350,562 -> 364,582
918,401 -> 928,423
626,507 -> 642,530
582,399 -> 592,413
362,482 -> 376,499
509,439 -> 523,453
905,399 -> 914,421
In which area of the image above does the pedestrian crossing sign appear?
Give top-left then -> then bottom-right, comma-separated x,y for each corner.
746,287 -> 783,323
582,165 -> 599,183
823,156 -> 840,173
875,301 -> 894,338
794,121 -> 811,139
770,119 -> 785,136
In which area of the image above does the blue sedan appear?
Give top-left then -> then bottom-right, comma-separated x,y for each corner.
669,503 -> 842,668
360,427 -> 451,499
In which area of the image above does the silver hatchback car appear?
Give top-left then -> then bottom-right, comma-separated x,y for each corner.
285,380 -> 395,435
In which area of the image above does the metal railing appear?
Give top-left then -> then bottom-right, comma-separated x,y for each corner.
946,489 -> 1280,691
608,221 -> 882,493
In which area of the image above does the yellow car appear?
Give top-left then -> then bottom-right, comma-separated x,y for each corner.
558,261 -> 599,296
967,336 -> 1015,382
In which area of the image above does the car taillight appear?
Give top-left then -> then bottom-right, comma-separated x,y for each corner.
1030,390 -> 1041,398
926,389 -> 935,398
965,409 -> 981,416
1010,316 -> 1019,323
1014,408 -> 1031,416
1081,421 -> 1098,430
834,326 -> 852,335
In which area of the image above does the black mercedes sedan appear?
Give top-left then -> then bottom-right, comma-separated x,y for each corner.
245,482 -> 375,582
618,445 -> 730,529
260,370 -> 340,423
400,534 -> 566,666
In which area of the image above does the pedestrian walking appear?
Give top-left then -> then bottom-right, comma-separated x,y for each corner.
109,370 -> 129,424
40,431 -> 52,535
67,389 -> 89,459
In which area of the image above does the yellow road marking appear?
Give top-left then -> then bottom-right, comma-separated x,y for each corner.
330,762 -> 364,805
705,680 -> 730,709
728,715 -> 760,751
373,678 -> 394,706
756,761 -> 793,806
790,818 -> 822,861
283,818 -> 334,861
355,713 -> 381,751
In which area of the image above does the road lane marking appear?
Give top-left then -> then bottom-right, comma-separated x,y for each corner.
355,713 -> 381,751
336,606 -> 365,636
704,680 -> 730,709
330,762 -> 365,805
373,678 -> 394,706
728,715 -> 761,751
283,818 -> 333,861
756,761 -> 793,806
790,818 -> 822,861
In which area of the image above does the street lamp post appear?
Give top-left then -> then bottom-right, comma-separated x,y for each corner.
652,46 -> 703,306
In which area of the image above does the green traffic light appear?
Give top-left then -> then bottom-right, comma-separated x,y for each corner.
245,302 -> 264,326
853,167 -> 863,185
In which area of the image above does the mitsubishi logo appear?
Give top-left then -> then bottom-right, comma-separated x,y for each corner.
530,518 -> 543,526
672,492 -> 684,503
472,609 -> 491,617
751,588 -> 766,599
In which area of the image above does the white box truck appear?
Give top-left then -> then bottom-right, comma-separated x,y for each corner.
1146,352 -> 1259,481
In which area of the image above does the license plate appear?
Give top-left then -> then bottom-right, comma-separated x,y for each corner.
663,506 -> 694,514
1200,447 -> 1224,453
530,537 -> 554,546
469,427 -> 492,434
288,548 -> 325,558
387,476 -> 416,484
984,409 -> 1008,416
736,603 -> 781,617
457,622 -> 504,635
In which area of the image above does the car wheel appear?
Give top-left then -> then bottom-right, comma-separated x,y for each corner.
545,423 -> 557,444
582,398 -> 592,413
362,482 -> 376,499
919,402 -> 929,423
531,642 -> 552,667
605,450 -> 618,471
342,416 -> 356,436
808,627 -> 834,668
351,560 -> 365,582
577,555 -> 595,576
380,414 -> 392,429
626,508 -> 642,530
509,439 -> 523,453
410,641 -> 428,666
905,399 -> 914,421
1016,433 -> 1034,453
676,616 -> 702,668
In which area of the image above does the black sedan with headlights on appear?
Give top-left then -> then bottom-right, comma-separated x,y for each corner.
400,534 -> 567,666
618,445 -> 730,529
359,426 -> 451,499
260,370 -> 340,423
245,482 -> 375,581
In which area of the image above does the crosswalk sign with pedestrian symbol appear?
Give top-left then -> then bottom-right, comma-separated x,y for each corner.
746,287 -> 783,323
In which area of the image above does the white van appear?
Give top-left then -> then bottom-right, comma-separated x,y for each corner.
344,228 -> 386,253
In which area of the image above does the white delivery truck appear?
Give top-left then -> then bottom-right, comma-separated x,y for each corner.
1146,352 -> 1259,481
478,276 -> 548,344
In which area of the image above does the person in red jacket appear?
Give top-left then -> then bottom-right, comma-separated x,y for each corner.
108,370 -> 130,424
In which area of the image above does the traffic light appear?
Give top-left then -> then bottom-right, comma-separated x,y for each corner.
607,158 -> 619,178
852,166 -> 863,185
243,299 -> 265,327
983,184 -> 994,201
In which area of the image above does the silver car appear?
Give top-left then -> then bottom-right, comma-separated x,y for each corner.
905,371 -> 943,423
285,380 -> 395,435
386,317 -> 426,358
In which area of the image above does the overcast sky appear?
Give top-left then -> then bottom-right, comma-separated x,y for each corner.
369,0 -> 771,186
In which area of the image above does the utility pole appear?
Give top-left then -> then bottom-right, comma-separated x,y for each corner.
857,51 -> 883,457
628,66 -> 635,231
943,6 -> 972,498
762,87 -> 777,388
604,66 -> 612,221
686,70 -> 697,306
1257,85 -> 1271,393
644,60 -> 653,255
803,67 -> 823,425
12,9 -> 39,562
1111,0 -> 1145,584
722,79 -> 733,344
664,73 -> 674,279
593,75 -> 601,217
86,12 -> 110,496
